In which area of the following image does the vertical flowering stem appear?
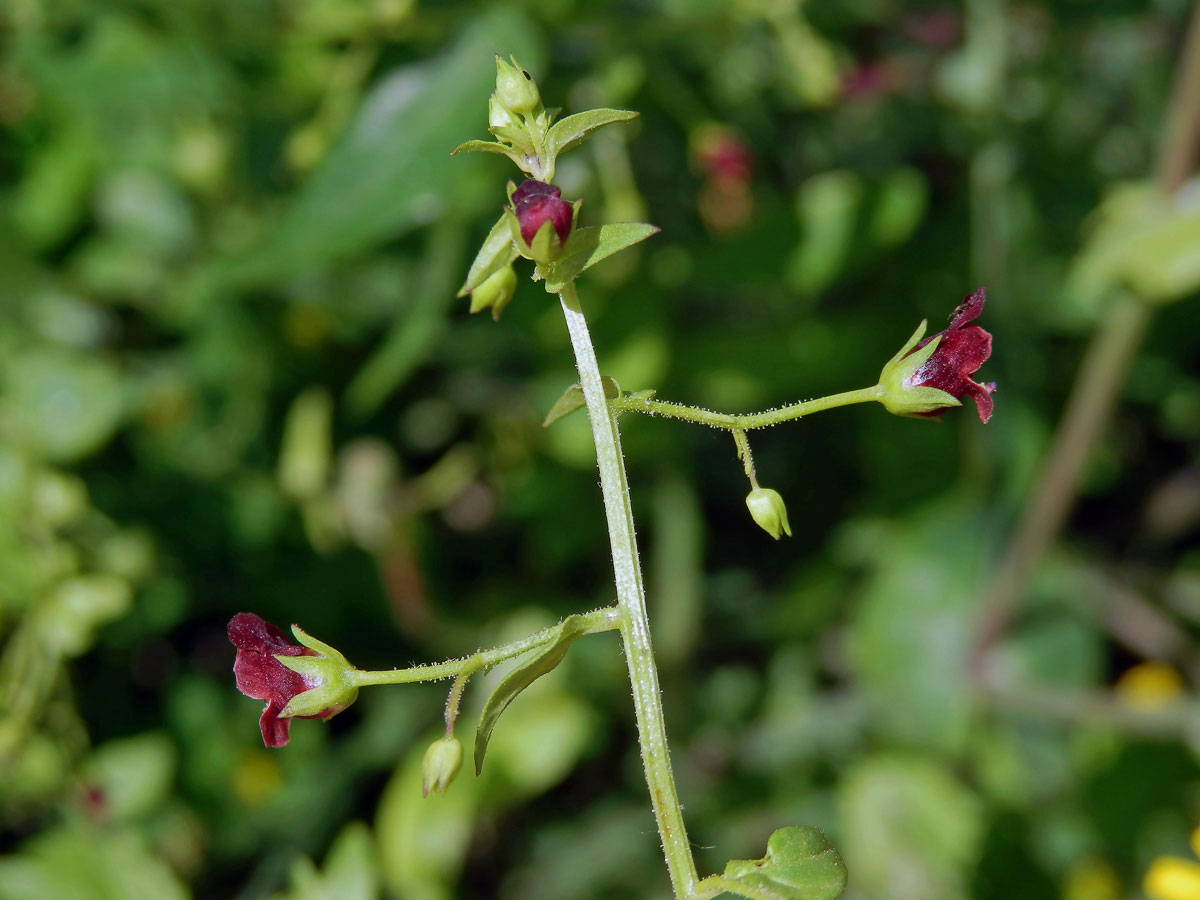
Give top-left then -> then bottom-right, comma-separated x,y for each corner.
557,279 -> 700,898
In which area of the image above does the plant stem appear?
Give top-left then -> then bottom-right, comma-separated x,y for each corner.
351,605 -> 619,687
558,280 -> 699,899
732,430 -> 758,488
612,386 -> 883,431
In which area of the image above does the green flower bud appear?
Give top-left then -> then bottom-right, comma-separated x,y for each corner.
488,94 -> 515,130
275,625 -> 360,718
469,264 -> 518,320
494,55 -> 541,116
746,487 -> 792,540
422,735 -> 463,797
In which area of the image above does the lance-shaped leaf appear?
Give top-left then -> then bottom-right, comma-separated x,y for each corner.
474,614 -> 600,775
546,108 -> 639,157
458,213 -> 519,298
542,377 -> 621,427
449,139 -> 524,168
721,826 -> 848,900
544,223 -> 659,292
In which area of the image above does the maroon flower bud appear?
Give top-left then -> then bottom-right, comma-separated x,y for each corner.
228,612 -> 337,748
906,287 -> 996,422
511,179 -> 573,247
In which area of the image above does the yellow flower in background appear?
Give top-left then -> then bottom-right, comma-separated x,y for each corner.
1062,856 -> 1119,900
1144,826 -> 1200,900
1115,662 -> 1186,711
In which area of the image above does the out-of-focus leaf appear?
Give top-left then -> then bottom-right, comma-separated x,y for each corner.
842,501 -> 984,751
721,826 -> 848,900
278,387 -> 333,501
868,168 -> 929,248
11,129 -> 96,251
838,755 -> 983,900
0,826 -> 189,900
457,212 -> 518,298
4,350 -> 123,463
474,613 -> 596,775
1069,182 -> 1200,309
544,223 -> 659,292
280,821 -> 378,900
546,108 -> 638,157
345,218 -> 465,419
787,170 -> 862,294
36,575 -> 132,657
82,733 -> 176,823
220,10 -> 542,287
541,377 -> 620,427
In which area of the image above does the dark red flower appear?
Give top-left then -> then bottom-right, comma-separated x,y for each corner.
906,287 -> 996,422
512,179 -> 573,246
228,612 -> 334,748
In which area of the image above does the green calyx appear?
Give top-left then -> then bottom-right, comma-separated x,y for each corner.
276,625 -> 360,718
422,735 -> 464,797
469,263 -> 518,319
746,487 -> 792,540
876,321 -> 960,417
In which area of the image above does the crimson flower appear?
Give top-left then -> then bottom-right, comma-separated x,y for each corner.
228,612 -> 336,748
905,287 -> 996,422
512,179 -> 573,246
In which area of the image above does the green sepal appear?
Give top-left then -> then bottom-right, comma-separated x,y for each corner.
529,217 -> 560,264
276,625 -> 360,718
876,329 -> 960,417
546,108 -> 639,157
458,213 -> 519,298
474,613 -> 599,775
721,826 -> 848,900
542,377 -> 622,427
544,222 -> 660,292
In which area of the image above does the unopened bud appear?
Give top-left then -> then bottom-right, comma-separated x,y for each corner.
746,488 -> 792,540
422,736 -> 463,797
469,264 -> 518,320
494,55 -> 541,116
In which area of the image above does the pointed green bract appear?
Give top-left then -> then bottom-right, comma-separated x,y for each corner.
458,213 -> 518,297
542,377 -> 622,427
544,222 -> 660,292
722,826 -> 848,900
474,614 -> 600,775
449,139 -> 524,167
547,108 -> 639,157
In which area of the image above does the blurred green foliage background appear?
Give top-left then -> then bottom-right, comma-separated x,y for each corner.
2,1 -> 1200,898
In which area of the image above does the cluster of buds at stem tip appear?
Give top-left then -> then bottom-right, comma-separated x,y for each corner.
877,287 -> 996,423
228,613 -> 359,748
746,487 -> 792,540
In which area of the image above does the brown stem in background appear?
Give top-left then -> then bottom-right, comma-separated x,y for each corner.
972,2 -> 1200,676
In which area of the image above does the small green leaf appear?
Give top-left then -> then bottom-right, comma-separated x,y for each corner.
542,377 -> 621,427
449,139 -> 523,166
474,614 -> 598,775
545,223 -> 659,292
722,826 -> 848,900
458,213 -> 518,298
546,108 -> 639,157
